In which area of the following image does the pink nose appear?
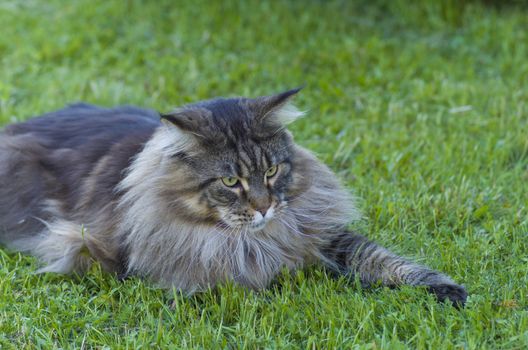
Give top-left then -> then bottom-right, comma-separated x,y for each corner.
255,206 -> 270,216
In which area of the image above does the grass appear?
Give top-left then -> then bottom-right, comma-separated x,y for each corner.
0,0 -> 527,348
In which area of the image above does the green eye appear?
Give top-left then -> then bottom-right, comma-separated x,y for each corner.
221,177 -> 239,187
265,165 -> 278,178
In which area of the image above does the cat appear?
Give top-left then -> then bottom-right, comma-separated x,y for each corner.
0,88 -> 467,306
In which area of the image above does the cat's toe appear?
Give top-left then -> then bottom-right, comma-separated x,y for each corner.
427,283 -> 468,308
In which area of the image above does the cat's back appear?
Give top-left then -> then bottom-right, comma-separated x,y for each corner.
4,103 -> 161,151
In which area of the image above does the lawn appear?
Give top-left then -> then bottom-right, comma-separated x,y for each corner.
0,0 -> 527,348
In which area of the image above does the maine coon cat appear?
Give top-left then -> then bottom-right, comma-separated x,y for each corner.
0,89 -> 467,306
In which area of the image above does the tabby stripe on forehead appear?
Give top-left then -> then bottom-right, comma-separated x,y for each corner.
237,158 -> 250,176
225,125 -> 238,145
263,150 -> 273,169
237,149 -> 253,174
252,145 -> 263,168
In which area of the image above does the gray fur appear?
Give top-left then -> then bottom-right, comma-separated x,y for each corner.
0,90 -> 467,306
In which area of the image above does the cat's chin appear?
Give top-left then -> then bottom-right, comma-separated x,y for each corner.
247,221 -> 267,233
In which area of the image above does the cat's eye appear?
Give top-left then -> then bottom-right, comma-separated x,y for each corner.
221,177 -> 239,187
265,165 -> 278,178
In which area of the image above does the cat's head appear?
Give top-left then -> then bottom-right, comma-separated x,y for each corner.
157,88 -> 305,233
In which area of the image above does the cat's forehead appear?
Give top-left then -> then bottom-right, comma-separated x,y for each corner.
193,97 -> 291,153
196,97 -> 249,121
192,97 -> 279,140
173,96 -> 296,177
203,134 -> 291,177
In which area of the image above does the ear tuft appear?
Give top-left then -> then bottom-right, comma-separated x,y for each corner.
273,102 -> 305,125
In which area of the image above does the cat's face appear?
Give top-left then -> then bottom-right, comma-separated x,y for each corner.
196,131 -> 293,233
160,89 -> 303,233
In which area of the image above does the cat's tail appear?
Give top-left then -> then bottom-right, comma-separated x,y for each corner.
10,219 -> 103,274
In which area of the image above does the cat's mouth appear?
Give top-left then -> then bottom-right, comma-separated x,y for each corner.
215,218 -> 271,233
216,206 -> 277,233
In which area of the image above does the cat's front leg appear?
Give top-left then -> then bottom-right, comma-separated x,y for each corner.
320,230 -> 467,307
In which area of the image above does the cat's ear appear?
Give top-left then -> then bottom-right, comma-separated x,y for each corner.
249,87 -> 305,126
160,107 -> 212,139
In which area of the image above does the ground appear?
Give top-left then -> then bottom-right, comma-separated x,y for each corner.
0,0 -> 527,348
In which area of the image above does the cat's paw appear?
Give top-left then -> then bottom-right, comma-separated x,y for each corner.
427,283 -> 468,308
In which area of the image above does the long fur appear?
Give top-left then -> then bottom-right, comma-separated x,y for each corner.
118,137 -> 357,291
0,91 -> 467,305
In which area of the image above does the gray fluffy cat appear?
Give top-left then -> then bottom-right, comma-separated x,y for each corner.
0,89 -> 467,306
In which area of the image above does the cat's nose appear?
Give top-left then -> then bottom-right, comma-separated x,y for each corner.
255,206 -> 270,216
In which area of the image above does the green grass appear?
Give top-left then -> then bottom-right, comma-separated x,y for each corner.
1,0 -> 527,348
